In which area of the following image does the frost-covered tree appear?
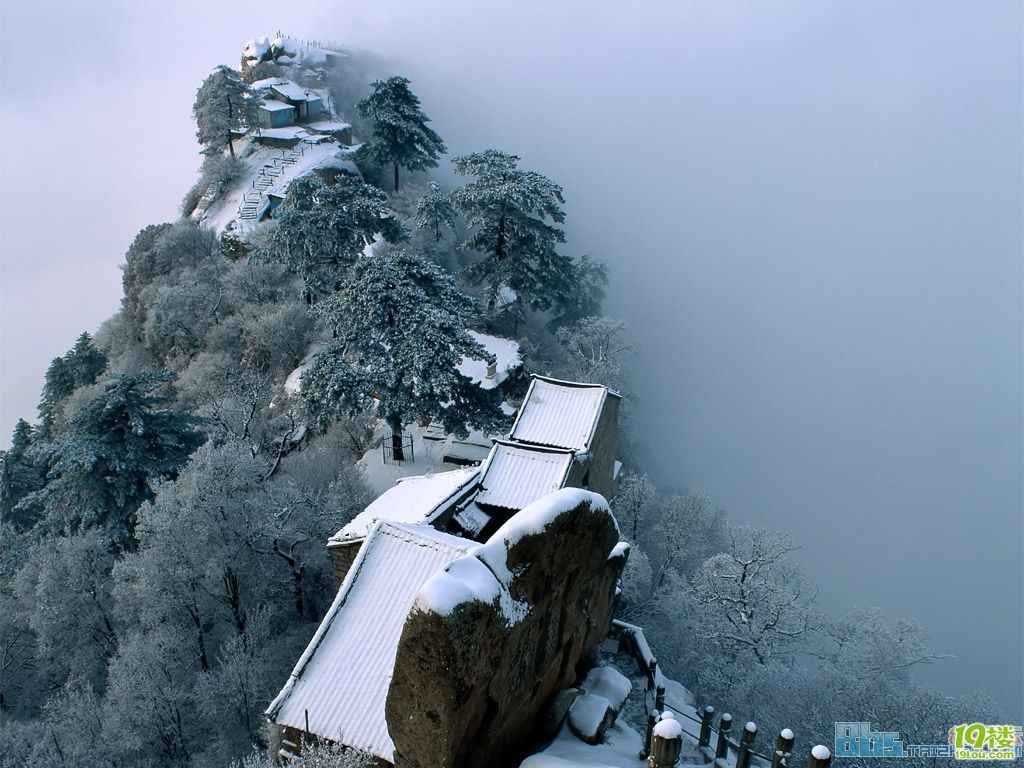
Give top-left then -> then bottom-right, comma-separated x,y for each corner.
689,526 -> 818,669
451,150 -> 576,316
234,741 -> 372,768
103,440 -> 365,764
357,76 -> 446,192
555,316 -> 632,395
0,524 -> 36,713
302,250 -> 506,459
101,626 -> 196,763
260,174 -> 406,297
14,530 -> 119,691
611,471 -> 657,544
193,65 -> 257,158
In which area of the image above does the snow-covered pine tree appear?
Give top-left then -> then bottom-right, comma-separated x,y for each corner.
0,419 -> 43,530
415,182 -> 456,241
301,250 -> 506,459
193,65 -> 257,158
357,76 -> 447,192
259,174 -> 407,298
36,331 -> 108,438
450,150 -> 577,318
25,372 -> 203,541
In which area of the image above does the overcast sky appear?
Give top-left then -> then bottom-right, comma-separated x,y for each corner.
1,0 -> 1021,719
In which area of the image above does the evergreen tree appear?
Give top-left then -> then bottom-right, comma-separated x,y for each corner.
37,332 -> 108,437
450,150 -> 576,316
415,182 -> 456,241
357,76 -> 446,192
26,372 -> 204,541
0,419 -> 44,530
193,65 -> 257,158
260,174 -> 406,297
301,250 -> 506,459
549,254 -> 609,329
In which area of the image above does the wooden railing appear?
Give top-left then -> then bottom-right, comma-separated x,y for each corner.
608,620 -> 832,768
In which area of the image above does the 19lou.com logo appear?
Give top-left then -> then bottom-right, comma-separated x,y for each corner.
835,721 -> 1023,760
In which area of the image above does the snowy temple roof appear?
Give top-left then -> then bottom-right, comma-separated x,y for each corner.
271,80 -> 316,102
475,440 -> 574,512
250,77 -> 287,90
509,376 -> 619,451
258,99 -> 295,112
329,467 -> 480,544
267,522 -> 472,761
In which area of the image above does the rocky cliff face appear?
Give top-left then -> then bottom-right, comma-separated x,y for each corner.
385,489 -> 628,768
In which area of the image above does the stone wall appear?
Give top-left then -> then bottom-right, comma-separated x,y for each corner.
385,489 -> 627,768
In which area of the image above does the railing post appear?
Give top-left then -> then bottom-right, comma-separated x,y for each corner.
808,745 -> 831,768
650,716 -> 684,768
736,721 -> 757,768
641,711 -> 657,760
715,713 -> 733,761
772,728 -> 795,768
655,684 -> 666,714
697,706 -> 715,750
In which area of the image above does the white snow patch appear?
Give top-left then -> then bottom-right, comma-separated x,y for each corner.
653,718 -> 683,739
243,37 -> 271,62
780,728 -> 795,740
520,720 -> 645,768
812,745 -> 831,760
416,488 -> 610,626
609,542 -> 630,561
488,487 -> 611,549
582,666 -> 631,712
568,694 -> 612,741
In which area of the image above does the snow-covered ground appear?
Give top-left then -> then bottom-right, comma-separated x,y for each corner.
356,420 -> 485,496
458,331 -> 522,389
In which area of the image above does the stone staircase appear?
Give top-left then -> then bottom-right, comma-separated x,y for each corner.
238,144 -> 307,221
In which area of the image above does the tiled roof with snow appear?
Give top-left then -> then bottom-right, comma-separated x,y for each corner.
271,81 -> 315,102
306,120 -> 353,132
267,522 -> 472,761
475,441 -> 574,512
509,376 -> 617,451
329,467 -> 480,544
258,99 -> 295,112
251,77 -> 287,90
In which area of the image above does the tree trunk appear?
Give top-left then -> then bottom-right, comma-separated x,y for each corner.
388,413 -> 405,462
226,94 -> 236,159
495,213 -> 506,263
189,602 -> 210,671
273,539 -> 306,618
394,162 -> 400,192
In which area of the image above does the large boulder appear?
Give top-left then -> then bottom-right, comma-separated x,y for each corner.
386,489 -> 628,768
